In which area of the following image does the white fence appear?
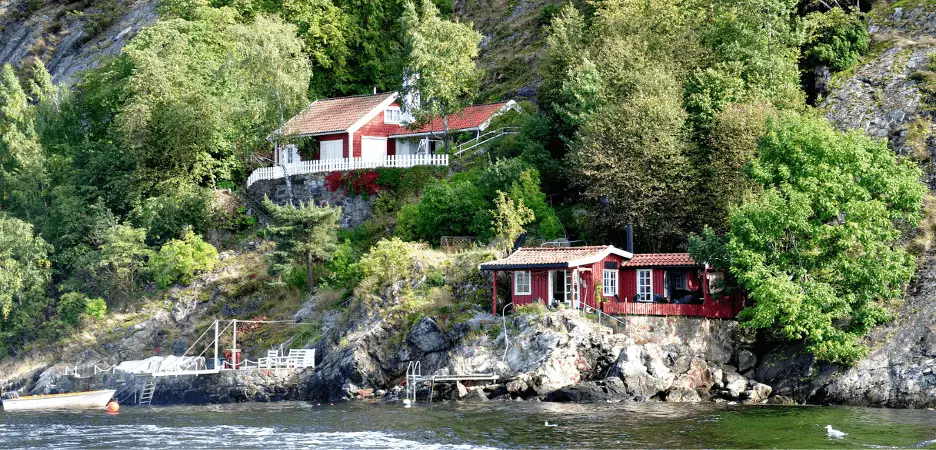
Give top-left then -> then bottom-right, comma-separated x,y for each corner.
246,154 -> 449,188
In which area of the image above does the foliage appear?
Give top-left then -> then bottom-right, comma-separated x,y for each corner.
129,183 -> 214,245
263,196 -> 341,292
395,173 -> 490,243
0,213 -> 52,354
150,229 -> 219,288
356,237 -> 415,295
802,8 -> 869,72
58,292 -> 107,326
401,0 -> 482,149
726,112 -> 926,364
323,241 -> 364,288
88,224 -> 153,303
0,63 -> 50,222
490,191 -> 534,254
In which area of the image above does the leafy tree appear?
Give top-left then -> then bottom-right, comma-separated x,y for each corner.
0,63 -> 50,222
263,196 -> 341,293
57,292 -> 107,326
802,8 -> 868,72
401,0 -> 482,151
0,213 -> 52,353
90,224 -> 153,303
490,191 -> 534,254
727,112 -> 926,364
566,66 -> 690,251
150,229 -> 219,288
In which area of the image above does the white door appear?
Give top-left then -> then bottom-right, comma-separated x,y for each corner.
637,269 -> 653,302
320,139 -> 343,160
361,137 -> 388,162
278,144 -> 300,164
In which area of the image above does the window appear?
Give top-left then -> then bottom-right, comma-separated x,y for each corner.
602,269 -> 617,297
514,271 -> 531,295
637,269 -> 652,302
384,108 -> 401,124
670,271 -> 687,290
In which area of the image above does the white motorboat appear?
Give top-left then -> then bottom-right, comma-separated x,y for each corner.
1,389 -> 116,411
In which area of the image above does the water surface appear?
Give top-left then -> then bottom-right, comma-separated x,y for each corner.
1,401 -> 935,448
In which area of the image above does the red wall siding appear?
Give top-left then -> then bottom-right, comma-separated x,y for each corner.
621,269 -> 637,302
352,105 -> 404,158
653,270 -> 665,296
510,270 -> 549,306
316,133 -> 348,159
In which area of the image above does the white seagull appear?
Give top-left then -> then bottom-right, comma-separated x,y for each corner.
544,421 -> 558,427
826,425 -> 847,439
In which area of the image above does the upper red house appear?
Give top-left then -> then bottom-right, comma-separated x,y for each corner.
270,92 -> 519,165
479,246 -> 743,319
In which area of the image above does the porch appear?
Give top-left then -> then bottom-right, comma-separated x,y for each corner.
246,154 -> 449,188
599,298 -> 741,319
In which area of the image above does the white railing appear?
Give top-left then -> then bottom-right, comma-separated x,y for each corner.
246,154 -> 449,188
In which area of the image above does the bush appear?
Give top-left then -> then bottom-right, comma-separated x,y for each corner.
57,292 -> 107,326
129,183 -> 213,245
85,297 -> 107,320
150,230 -> 219,288
803,8 -> 869,72
356,238 -> 416,296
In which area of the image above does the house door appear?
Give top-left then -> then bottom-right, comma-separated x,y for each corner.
637,269 -> 653,302
320,139 -> 343,160
361,137 -> 388,162
571,270 -> 581,310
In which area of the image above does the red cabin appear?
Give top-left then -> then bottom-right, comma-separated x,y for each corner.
479,246 -> 742,319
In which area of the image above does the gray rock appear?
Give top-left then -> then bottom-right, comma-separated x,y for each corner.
723,370 -> 748,399
545,377 -> 629,402
666,387 -> 701,403
737,350 -> 756,374
407,317 -> 449,353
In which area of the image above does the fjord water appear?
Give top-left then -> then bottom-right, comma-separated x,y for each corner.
1,401 -> 934,449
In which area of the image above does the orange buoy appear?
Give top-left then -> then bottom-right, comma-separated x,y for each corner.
106,400 -> 120,413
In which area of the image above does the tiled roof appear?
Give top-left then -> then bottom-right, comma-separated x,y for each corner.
622,253 -> 699,268
479,246 -> 631,270
277,93 -> 396,136
392,102 -> 510,136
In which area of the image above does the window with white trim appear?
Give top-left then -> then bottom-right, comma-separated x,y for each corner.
384,108 -> 402,124
602,269 -> 617,297
514,271 -> 531,295
637,269 -> 652,302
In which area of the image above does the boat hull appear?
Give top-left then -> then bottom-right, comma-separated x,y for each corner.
1,390 -> 116,411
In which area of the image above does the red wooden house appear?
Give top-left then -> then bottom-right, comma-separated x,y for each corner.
479,247 -> 742,319
271,92 -> 519,164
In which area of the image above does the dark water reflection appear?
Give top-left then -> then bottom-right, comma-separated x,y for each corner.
1,400 -> 935,448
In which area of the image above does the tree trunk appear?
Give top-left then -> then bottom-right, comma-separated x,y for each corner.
442,114 -> 450,153
305,250 -> 315,294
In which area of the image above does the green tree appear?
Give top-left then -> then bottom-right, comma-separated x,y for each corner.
401,0 -> 482,151
0,213 -> 52,353
263,196 -> 341,292
727,112 -> 926,364
0,63 -> 50,222
91,224 -> 153,303
490,191 -> 534,254
802,8 -> 869,72
150,229 -> 219,288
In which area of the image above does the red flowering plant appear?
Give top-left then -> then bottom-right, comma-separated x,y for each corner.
324,170 -> 381,196
324,171 -> 345,192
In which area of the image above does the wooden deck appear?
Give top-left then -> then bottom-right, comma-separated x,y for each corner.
600,299 -> 740,319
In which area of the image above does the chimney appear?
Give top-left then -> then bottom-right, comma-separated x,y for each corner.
625,224 -> 634,254
373,86 -> 377,95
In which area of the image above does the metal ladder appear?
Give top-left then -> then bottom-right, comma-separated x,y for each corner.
405,361 -> 422,402
139,378 -> 156,405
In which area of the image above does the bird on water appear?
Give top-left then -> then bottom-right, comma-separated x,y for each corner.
826,425 -> 847,439
544,421 -> 558,427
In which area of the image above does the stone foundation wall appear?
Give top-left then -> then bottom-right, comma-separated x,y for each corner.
248,173 -> 374,229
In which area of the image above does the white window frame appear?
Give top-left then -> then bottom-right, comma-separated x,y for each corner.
670,271 -> 687,290
384,107 -> 402,124
637,269 -> 653,302
602,269 -> 617,297
514,271 -> 531,295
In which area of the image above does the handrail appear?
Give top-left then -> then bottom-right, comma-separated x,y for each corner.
581,302 -> 628,331
452,127 -> 520,156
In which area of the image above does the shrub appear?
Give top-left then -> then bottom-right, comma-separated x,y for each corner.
85,298 -> 107,320
356,238 -> 416,296
803,8 -> 869,72
57,292 -> 107,325
129,184 -> 213,245
150,230 -> 219,288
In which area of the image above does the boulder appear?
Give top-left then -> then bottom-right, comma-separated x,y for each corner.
545,377 -> 629,402
407,317 -> 449,353
746,381 -> 772,403
723,369 -> 747,399
666,387 -> 701,403
737,350 -> 756,374
455,381 -> 468,398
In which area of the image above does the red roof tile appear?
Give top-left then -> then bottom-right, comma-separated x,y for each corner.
622,253 -> 699,268
278,93 -> 396,136
479,246 -> 631,270
392,102 -> 511,136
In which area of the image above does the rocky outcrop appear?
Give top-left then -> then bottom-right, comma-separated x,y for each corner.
0,0 -> 159,84
248,173 -> 375,229
772,2 -> 936,409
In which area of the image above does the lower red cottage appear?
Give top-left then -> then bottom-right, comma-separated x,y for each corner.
479,246 -> 742,319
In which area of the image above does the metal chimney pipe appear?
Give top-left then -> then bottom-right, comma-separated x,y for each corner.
625,224 -> 634,253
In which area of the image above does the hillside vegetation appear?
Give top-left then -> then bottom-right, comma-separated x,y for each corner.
0,0 -> 930,371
